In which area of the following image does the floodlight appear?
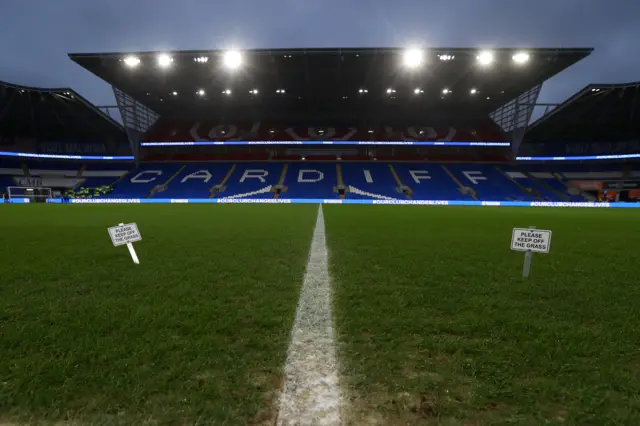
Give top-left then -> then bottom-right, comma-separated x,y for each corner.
442,88 -> 450,94
386,88 -> 396,94
171,91 -> 178,96
470,88 -> 478,95
414,88 -> 423,95
249,89 -> 259,95
223,50 -> 242,69
196,89 -> 205,96
477,50 -> 494,66
194,56 -> 209,63
403,48 -> 424,68
123,56 -> 141,68
157,54 -> 172,68
438,54 -> 454,61
222,89 -> 232,95
512,52 -> 530,64
276,89 -> 286,94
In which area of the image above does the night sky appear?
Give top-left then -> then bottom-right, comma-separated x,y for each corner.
1,0 -> 639,118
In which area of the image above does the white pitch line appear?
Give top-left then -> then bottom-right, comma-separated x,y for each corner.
277,205 -> 342,426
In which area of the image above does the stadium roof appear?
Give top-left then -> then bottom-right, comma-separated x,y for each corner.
524,81 -> 640,143
0,80 -> 126,142
69,47 -> 592,120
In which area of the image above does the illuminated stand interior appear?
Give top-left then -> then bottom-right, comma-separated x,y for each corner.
2,151 -> 640,161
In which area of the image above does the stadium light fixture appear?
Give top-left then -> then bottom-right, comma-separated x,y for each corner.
222,89 -> 232,95
276,89 -> 286,94
386,88 -> 396,94
223,50 -> 242,70
414,88 -> 424,95
512,52 -> 530,64
196,89 -> 205,96
194,56 -> 209,63
438,54 -> 454,61
358,88 -> 368,94
403,48 -> 424,68
476,50 -> 494,66
442,88 -> 450,94
249,89 -> 259,95
470,88 -> 478,95
171,91 -> 178,96
123,56 -> 141,68
157,54 -> 173,68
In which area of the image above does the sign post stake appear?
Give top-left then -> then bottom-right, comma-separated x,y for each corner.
119,223 -> 140,265
522,226 -> 536,278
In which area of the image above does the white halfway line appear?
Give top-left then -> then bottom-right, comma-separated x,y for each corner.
277,205 -> 342,426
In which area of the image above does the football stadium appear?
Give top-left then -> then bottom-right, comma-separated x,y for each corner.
1,47 -> 640,425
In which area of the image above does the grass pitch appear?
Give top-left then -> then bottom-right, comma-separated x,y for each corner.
325,206 -> 640,425
2,204 -> 640,425
0,204 -> 317,425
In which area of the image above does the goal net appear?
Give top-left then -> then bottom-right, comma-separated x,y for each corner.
7,186 -> 53,203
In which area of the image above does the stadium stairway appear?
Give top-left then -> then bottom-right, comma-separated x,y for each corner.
442,165 -> 478,200
388,164 -> 411,199
523,172 -> 571,201
342,162 -> 401,199
108,163 -> 184,198
148,165 -> 186,198
495,167 -> 542,201
211,164 -> 236,198
447,164 -> 532,201
336,164 -> 345,199
273,164 -> 289,199
216,162 -> 282,199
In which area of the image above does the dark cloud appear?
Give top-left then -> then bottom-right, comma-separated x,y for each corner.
0,0 -> 638,110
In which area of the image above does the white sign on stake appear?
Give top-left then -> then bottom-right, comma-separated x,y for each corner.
511,226 -> 552,278
108,222 -> 142,264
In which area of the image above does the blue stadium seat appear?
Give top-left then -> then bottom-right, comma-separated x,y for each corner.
341,163 -> 400,199
284,163 -> 339,199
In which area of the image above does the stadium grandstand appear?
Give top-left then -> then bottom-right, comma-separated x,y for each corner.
2,47 -> 639,204
0,80 -> 133,201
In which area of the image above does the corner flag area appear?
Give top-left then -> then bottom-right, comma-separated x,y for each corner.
1,205 -> 639,424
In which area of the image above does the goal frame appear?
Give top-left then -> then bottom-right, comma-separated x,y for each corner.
7,186 -> 53,203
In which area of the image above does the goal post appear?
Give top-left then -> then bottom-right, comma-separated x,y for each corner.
7,186 -> 53,203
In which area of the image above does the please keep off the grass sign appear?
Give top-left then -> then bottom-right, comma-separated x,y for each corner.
511,227 -> 552,278
511,228 -> 552,253
108,223 -> 142,246
108,222 -> 142,264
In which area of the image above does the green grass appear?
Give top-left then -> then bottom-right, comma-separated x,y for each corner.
0,204 -> 318,425
324,206 -> 640,425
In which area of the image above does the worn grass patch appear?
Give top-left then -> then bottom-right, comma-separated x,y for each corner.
325,206 -> 640,425
0,204 -> 317,425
